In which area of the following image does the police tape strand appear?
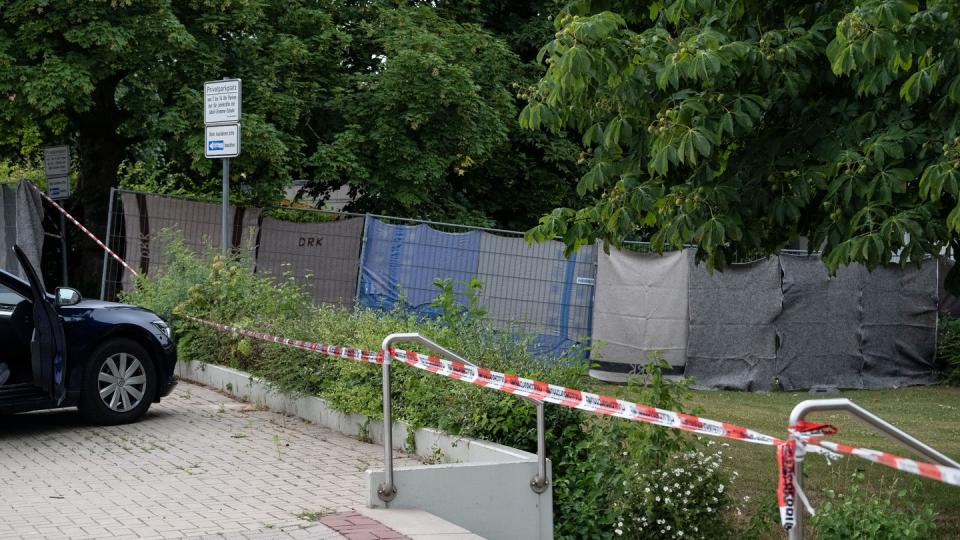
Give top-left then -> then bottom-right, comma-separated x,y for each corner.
184,316 -> 382,364
183,316 -> 782,445
41,192 -> 959,531
776,422 -> 838,530
802,436 -> 960,487
388,346 -> 779,445
30,182 -> 140,278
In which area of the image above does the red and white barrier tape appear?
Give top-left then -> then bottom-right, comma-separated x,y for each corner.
185,316 -> 382,364
776,421 -> 837,529
802,436 -> 960,487
390,347 -> 781,446
184,316 -> 781,446
777,439 -> 799,529
30,182 -> 140,278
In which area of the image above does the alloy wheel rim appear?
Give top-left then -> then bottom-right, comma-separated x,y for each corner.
97,352 -> 146,412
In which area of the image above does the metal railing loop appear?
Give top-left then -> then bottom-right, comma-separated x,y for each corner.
377,332 -> 548,503
786,398 -> 960,539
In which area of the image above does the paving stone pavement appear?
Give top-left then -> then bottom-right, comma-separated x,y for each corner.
0,381 -> 420,539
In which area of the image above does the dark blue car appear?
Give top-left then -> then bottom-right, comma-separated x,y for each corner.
0,246 -> 176,423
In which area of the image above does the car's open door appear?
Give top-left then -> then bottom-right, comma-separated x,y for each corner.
13,245 -> 67,404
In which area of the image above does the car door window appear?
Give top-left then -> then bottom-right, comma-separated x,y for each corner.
0,283 -> 27,317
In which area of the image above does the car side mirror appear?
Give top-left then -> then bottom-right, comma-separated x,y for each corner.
55,287 -> 82,307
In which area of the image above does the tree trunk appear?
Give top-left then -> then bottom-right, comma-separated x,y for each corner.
71,75 -> 125,297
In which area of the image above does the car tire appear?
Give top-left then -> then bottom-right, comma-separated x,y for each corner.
78,338 -> 156,425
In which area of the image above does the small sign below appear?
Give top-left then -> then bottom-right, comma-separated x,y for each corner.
576,277 -> 596,286
204,79 -> 242,125
47,176 -> 71,200
205,124 -> 241,158
43,146 -> 70,178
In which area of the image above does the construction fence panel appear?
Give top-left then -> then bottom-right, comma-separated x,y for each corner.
256,215 -> 364,306
358,216 -> 482,312
105,191 -> 259,296
477,232 -> 596,357
0,180 -> 44,281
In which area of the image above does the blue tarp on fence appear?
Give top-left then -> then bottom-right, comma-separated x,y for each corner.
358,216 -> 482,315
358,216 -> 596,357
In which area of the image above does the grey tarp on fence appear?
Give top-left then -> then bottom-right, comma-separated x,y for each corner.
255,216 -> 364,306
477,234 -> 596,356
776,256 -> 867,389
689,255 -> 939,390
684,257 -> 783,391
777,256 -> 938,389
858,262 -> 938,387
119,192 -> 260,289
0,181 -> 44,280
589,249 -> 689,382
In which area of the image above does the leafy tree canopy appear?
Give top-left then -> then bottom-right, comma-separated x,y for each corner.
522,0 -> 960,279
307,6 -> 517,222
304,2 -> 582,227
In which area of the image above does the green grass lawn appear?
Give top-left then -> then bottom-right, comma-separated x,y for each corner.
597,384 -> 960,538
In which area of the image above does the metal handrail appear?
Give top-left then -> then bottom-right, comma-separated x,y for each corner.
787,398 -> 960,539
376,332 -> 548,503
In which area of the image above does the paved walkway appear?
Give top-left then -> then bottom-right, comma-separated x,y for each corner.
0,381 -> 420,539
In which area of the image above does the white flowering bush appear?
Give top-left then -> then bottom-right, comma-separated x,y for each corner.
613,441 -> 734,539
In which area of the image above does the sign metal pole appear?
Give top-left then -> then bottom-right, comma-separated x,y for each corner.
222,157 -> 230,256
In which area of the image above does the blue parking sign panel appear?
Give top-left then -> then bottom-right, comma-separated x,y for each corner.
47,176 -> 70,200
204,124 -> 240,158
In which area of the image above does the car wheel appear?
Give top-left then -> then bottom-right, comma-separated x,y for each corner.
79,338 -> 157,425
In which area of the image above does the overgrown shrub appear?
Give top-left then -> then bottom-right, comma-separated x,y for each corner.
614,443 -> 734,539
613,362 -> 736,540
811,473 -> 936,540
552,418 -> 631,540
937,317 -> 960,385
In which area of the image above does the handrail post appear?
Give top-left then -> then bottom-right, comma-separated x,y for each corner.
529,400 -> 549,494
786,398 -> 960,540
377,345 -> 396,502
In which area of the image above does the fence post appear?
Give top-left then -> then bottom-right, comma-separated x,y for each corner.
355,214 -> 370,305
585,244 -> 599,355
99,187 -> 117,300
